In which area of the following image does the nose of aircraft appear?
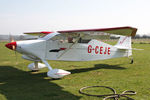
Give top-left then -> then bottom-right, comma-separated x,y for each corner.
5,42 -> 17,50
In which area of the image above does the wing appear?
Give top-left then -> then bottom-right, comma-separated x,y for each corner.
24,31 -> 53,37
58,26 -> 137,37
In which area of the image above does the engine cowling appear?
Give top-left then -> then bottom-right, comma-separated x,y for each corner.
47,69 -> 71,79
28,63 -> 46,70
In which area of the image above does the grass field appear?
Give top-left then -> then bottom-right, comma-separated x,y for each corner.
0,42 -> 150,100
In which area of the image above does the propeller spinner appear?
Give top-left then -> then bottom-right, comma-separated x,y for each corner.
5,42 -> 17,50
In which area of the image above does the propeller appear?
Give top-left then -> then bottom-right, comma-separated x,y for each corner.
8,34 -> 18,64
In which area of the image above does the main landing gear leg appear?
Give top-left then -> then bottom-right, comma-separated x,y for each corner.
32,61 -> 39,72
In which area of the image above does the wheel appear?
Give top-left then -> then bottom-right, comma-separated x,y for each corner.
130,59 -> 134,64
31,70 -> 39,72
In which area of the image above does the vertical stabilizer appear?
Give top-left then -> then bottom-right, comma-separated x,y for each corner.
114,36 -> 132,57
115,36 -> 131,49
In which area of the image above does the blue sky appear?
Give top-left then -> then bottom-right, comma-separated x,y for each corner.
0,0 -> 150,35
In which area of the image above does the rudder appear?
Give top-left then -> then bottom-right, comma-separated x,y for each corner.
115,36 -> 131,49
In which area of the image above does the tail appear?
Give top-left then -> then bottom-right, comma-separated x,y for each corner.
114,36 -> 132,57
114,36 -> 131,49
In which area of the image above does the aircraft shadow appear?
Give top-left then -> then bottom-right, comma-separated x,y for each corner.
0,66 -> 81,100
68,64 -> 126,74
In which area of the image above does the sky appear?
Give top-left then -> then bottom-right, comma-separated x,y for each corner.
0,0 -> 150,35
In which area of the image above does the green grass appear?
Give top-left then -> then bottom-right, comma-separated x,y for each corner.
0,42 -> 150,100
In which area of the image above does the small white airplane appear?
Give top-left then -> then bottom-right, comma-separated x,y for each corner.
5,26 -> 137,79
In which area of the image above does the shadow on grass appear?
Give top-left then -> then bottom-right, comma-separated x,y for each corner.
0,66 -> 81,100
68,64 -> 126,74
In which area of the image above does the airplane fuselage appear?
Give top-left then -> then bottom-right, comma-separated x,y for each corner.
14,39 -> 130,62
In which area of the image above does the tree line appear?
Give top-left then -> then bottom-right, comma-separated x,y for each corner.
134,34 -> 150,39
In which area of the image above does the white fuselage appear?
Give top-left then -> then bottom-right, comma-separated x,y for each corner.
16,39 -> 130,62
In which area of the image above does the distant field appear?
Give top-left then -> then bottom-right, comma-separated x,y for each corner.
132,39 -> 150,44
0,42 -> 150,100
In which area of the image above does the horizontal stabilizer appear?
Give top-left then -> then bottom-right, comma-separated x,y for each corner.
115,46 -> 143,50
114,46 -> 132,50
132,48 -> 144,50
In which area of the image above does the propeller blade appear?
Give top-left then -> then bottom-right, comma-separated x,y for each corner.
9,33 -> 18,64
9,34 -> 15,43
15,50 -> 18,64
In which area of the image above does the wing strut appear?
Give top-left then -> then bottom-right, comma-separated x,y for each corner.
42,60 -> 53,70
57,34 -> 81,59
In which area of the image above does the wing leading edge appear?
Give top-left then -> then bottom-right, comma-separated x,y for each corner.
58,26 -> 137,37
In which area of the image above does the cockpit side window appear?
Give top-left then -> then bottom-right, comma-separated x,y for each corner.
50,33 -> 92,44
78,38 -> 91,43
51,34 -> 78,43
